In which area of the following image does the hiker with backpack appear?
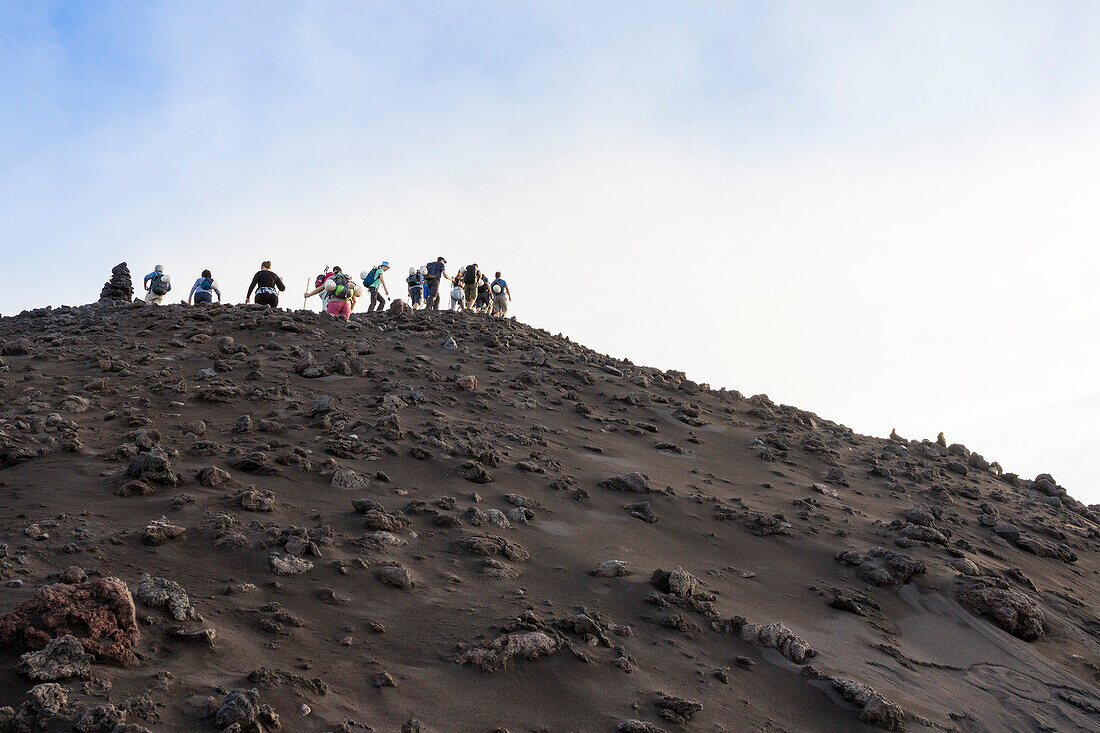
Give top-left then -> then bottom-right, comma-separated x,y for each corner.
245,261 -> 286,308
361,262 -> 390,313
304,265 -> 359,320
142,265 -> 172,305
450,280 -> 466,311
490,271 -> 511,317
424,257 -> 449,311
406,267 -> 425,309
473,274 -> 492,313
188,270 -> 221,305
462,263 -> 480,310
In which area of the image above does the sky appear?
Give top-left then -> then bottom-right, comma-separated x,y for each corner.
1,1 -> 1098,502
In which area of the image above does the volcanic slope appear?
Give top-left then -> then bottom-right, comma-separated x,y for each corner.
0,301 -> 1098,732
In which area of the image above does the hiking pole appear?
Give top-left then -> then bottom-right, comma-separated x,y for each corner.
304,277 -> 310,311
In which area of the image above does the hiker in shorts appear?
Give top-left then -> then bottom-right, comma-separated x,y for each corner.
462,263 -> 480,310
407,267 -> 424,309
304,266 -> 356,320
142,265 -> 172,305
189,270 -> 221,305
245,261 -> 286,308
473,275 -> 492,313
424,257 -> 449,311
361,262 -> 390,313
490,272 -> 511,317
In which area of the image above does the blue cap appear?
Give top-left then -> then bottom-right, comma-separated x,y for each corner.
381,261 -> 390,267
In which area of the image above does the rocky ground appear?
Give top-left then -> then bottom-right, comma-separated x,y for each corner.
0,297 -> 1097,732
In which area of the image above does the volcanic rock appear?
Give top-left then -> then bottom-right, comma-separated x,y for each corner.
0,577 -> 139,665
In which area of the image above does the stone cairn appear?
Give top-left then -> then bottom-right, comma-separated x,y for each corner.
98,262 -> 134,302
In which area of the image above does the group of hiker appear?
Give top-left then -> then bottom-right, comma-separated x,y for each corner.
405,258 -> 512,316
140,258 -> 512,321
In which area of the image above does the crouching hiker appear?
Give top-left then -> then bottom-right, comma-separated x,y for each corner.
189,270 -> 221,305
143,265 -> 171,305
305,266 -> 358,320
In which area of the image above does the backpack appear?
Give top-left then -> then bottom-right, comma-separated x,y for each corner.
331,273 -> 353,300
199,277 -> 214,291
406,273 -> 420,288
364,268 -> 379,288
464,265 -> 478,284
150,274 -> 171,295
315,272 -> 330,288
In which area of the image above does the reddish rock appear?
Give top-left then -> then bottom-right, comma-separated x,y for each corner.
0,577 -> 140,665
456,375 -> 478,391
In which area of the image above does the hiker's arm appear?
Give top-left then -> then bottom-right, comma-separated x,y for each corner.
214,286 -> 222,301
382,276 -> 388,295
276,276 -> 285,292
246,273 -> 259,299
304,286 -> 322,298
506,286 -> 512,300
188,281 -> 198,302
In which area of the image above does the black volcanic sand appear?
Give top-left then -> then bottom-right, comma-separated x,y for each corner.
0,299 -> 1097,732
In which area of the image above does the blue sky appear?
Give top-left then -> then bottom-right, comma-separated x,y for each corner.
2,2 -> 1099,500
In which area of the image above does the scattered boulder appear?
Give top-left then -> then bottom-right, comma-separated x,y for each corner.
236,488 -> 275,512
197,466 -> 232,487
59,566 -> 87,585
837,547 -> 926,586
599,472 -> 651,493
625,500 -> 658,523
135,574 -> 201,622
457,534 -> 530,563
142,518 -> 186,546
214,688 -> 272,730
590,560 -> 630,578
6,683 -> 70,731
957,579 -> 1045,641
116,480 -> 155,497
744,513 -> 792,537
362,508 -> 411,532
389,298 -> 413,316
655,693 -> 703,724
379,565 -> 414,590
269,553 -> 314,576
456,611 -> 567,672
332,468 -> 369,491
125,446 -> 179,485
0,429 -> 50,469
824,675 -> 906,730
739,622 -> 816,663
459,461 -> 494,483
618,721 -> 667,733
17,635 -> 93,681
0,577 -> 139,665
